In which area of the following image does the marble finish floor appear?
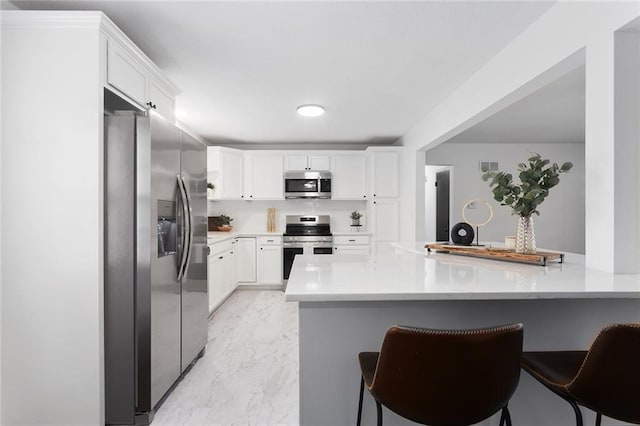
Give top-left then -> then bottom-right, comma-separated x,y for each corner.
153,290 -> 299,426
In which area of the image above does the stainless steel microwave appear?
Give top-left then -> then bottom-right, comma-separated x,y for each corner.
284,171 -> 331,199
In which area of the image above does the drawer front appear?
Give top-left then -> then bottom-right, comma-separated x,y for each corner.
334,235 -> 370,245
209,239 -> 233,255
258,236 -> 282,246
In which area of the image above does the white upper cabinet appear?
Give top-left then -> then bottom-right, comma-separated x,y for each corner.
149,77 -> 175,123
207,147 -> 244,200
107,39 -> 147,106
370,150 -> 399,198
331,153 -> 367,200
285,154 -> 331,171
244,153 -> 284,200
105,34 -> 177,122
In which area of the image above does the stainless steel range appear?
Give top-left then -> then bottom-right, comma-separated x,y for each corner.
283,215 -> 333,281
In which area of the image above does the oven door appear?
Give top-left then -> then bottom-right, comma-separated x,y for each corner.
283,246 -> 304,280
313,247 -> 333,255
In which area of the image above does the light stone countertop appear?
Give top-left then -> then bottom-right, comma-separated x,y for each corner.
332,231 -> 372,236
207,231 -> 283,245
285,244 -> 640,302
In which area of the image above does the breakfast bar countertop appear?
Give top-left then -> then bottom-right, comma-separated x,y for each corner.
284,244 -> 640,302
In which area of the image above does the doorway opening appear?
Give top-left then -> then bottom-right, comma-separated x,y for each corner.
425,165 -> 453,242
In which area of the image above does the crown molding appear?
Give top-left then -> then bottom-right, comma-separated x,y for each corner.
0,10 -> 180,95
0,10 -> 102,29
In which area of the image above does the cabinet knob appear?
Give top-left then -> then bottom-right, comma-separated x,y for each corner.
250,195 -> 253,198
219,256 -> 223,260
260,247 -> 263,250
231,251 -> 234,254
241,195 -> 244,198
373,194 -> 376,197
364,195 -> 366,198
373,201 -> 377,204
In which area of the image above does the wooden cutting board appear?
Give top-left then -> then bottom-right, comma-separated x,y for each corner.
425,243 -> 564,266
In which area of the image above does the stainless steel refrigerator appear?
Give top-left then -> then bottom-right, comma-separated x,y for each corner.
104,111 -> 208,425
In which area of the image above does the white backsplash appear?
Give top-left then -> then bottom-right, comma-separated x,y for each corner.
208,199 -> 368,233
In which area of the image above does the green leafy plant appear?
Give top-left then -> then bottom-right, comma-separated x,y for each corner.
481,153 -> 573,218
350,211 -> 363,220
207,182 -> 215,190
212,214 -> 233,227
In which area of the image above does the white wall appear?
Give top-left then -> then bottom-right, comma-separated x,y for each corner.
399,2 -> 640,272
0,9 -> 4,422
209,199 -> 368,234
613,28 -> 640,272
1,13 -> 104,425
426,143 -> 585,254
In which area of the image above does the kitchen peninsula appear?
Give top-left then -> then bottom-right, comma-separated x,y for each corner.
285,247 -> 640,426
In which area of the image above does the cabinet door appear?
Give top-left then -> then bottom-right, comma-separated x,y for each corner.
107,40 -> 147,106
285,155 -> 309,171
331,154 -> 367,200
236,238 -> 257,283
371,151 -> 399,198
258,245 -> 282,285
220,150 -> 244,199
208,253 -> 225,312
223,250 -> 236,295
371,199 -> 399,242
245,154 -> 284,200
149,77 -> 175,122
308,155 -> 331,171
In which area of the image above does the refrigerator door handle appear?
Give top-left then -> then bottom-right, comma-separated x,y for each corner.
177,174 -> 190,281
180,174 -> 195,279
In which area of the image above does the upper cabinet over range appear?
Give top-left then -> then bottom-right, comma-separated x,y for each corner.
284,154 -> 331,171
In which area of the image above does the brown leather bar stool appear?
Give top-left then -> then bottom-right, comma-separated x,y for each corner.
357,323 -> 523,426
521,323 -> 640,426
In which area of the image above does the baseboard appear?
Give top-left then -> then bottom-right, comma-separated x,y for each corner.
237,284 -> 283,291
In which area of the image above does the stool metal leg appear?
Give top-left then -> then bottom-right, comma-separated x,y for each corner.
375,400 -> 383,426
595,412 -> 602,426
566,398 -> 583,426
537,382 -> 583,426
356,377 -> 364,426
499,405 -> 512,426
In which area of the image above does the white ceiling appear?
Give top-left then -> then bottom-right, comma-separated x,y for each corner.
445,65 -> 585,144
12,0 -> 555,145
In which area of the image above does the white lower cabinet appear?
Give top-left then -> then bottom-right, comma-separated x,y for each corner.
334,235 -> 370,255
236,237 -> 257,283
207,239 -> 238,313
257,236 -> 282,285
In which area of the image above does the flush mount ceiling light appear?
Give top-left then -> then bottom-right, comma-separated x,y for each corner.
296,104 -> 325,117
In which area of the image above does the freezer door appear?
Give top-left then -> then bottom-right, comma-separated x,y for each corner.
180,131 -> 208,372
148,113 -> 182,409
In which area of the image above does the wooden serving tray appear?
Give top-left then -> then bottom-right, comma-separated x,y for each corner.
425,244 -> 564,266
